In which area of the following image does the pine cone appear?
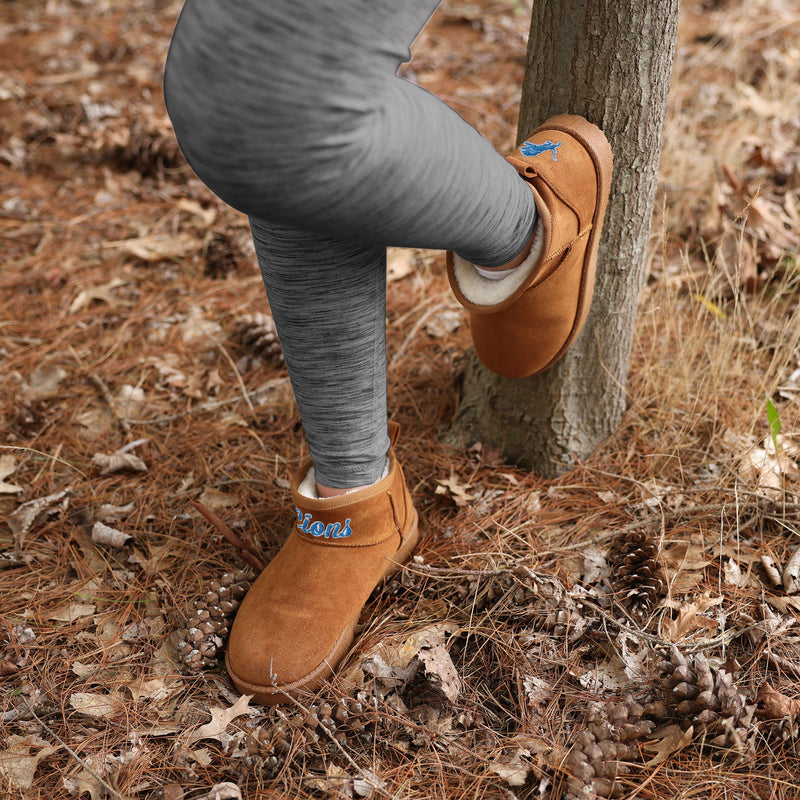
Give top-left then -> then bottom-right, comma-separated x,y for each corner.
234,312 -> 283,364
658,646 -> 755,751
177,570 -> 250,672
242,695 -> 374,773
763,716 -> 800,744
563,696 -> 655,799
204,233 -> 239,279
608,528 -> 665,616
95,115 -> 183,177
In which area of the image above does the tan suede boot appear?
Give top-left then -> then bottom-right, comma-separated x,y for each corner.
225,423 -> 418,705
447,114 -> 613,378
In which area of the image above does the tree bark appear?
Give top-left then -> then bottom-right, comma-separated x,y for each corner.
449,0 -> 681,476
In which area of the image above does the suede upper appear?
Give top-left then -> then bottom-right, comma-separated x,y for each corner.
447,114 -> 613,378
225,423 -> 418,704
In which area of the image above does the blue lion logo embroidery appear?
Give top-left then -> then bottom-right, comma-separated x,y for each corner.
296,508 -> 352,539
520,140 -> 562,161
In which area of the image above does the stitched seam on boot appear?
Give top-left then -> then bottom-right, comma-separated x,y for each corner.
534,225 -> 592,283
386,488 -> 404,538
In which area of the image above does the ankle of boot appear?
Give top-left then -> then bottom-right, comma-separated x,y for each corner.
299,460 -> 391,500
290,452 -> 413,548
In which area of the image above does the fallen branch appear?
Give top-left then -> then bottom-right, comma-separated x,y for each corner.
189,499 -> 266,571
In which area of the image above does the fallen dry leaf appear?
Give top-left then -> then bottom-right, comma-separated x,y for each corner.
385,622 -> 459,669
416,643 -> 462,704
661,542 -> 713,571
69,691 -> 126,718
582,545 -> 610,585
0,735 -> 59,791
361,652 -> 419,688
185,694 -> 253,746
355,622 -> 460,692
304,764 -> 352,796
575,657 -> 635,693
7,488 -> 71,539
106,231 -> 197,263
353,769 -> 385,797
756,682 -> 800,721
644,724 -> 694,766
737,435 -> 798,500
113,384 -> 147,418
522,676 -> 553,713
21,363 -> 69,399
662,592 -> 723,642
47,603 -> 96,623
489,747 -> 530,787
424,308 -> 462,338
97,501 -> 135,522
161,784 -> 185,800
197,487 -> 239,510
191,781 -> 242,800
146,355 -> 190,388
784,548 -> 800,594
0,454 -> 23,494
766,594 -> 800,615
760,554 -> 783,587
125,676 -> 184,703
91,520 -> 132,548
0,659 -> 21,677
69,276 -> 129,314
723,557 -> 748,588
387,247 -> 415,282
62,767 -> 105,800
176,197 -> 217,227
435,471 -> 475,507
92,440 -> 149,475
181,305 -> 223,343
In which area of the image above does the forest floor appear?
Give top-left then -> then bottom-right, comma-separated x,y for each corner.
2,0 -> 800,798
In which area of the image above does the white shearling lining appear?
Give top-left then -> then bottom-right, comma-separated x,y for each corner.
452,225 -> 544,307
298,466 -> 319,499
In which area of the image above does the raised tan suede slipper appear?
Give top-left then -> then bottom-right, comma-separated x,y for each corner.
447,114 -> 613,379
225,423 -> 418,705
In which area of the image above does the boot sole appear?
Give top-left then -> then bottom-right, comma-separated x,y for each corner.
225,511 -> 420,705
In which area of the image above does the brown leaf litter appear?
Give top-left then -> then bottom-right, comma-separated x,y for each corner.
3,0 -> 800,798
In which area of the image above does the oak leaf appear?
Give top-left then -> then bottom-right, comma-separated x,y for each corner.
185,694 -> 253,746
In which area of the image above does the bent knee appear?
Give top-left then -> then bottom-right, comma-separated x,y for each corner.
163,0 -> 396,221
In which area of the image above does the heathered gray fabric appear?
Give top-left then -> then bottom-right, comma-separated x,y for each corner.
164,0 -> 537,487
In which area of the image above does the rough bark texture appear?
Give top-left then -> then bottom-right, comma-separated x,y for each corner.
450,1 -> 681,476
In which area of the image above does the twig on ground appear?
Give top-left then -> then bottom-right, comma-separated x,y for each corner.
389,301 -> 448,369
89,373 -> 132,434
213,336 -> 256,419
190,498 -> 266,571
761,649 -> 800,680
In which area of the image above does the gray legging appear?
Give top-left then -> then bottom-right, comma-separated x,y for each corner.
164,0 -> 537,488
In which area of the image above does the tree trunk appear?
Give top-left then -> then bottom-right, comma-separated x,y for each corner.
449,0 -> 681,476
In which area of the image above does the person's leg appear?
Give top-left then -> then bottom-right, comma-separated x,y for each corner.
164,0 -> 538,492
163,0 -> 611,704
163,0 -> 537,268
248,218 -> 389,492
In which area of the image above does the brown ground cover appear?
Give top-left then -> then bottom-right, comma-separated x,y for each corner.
1,0 -> 800,798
